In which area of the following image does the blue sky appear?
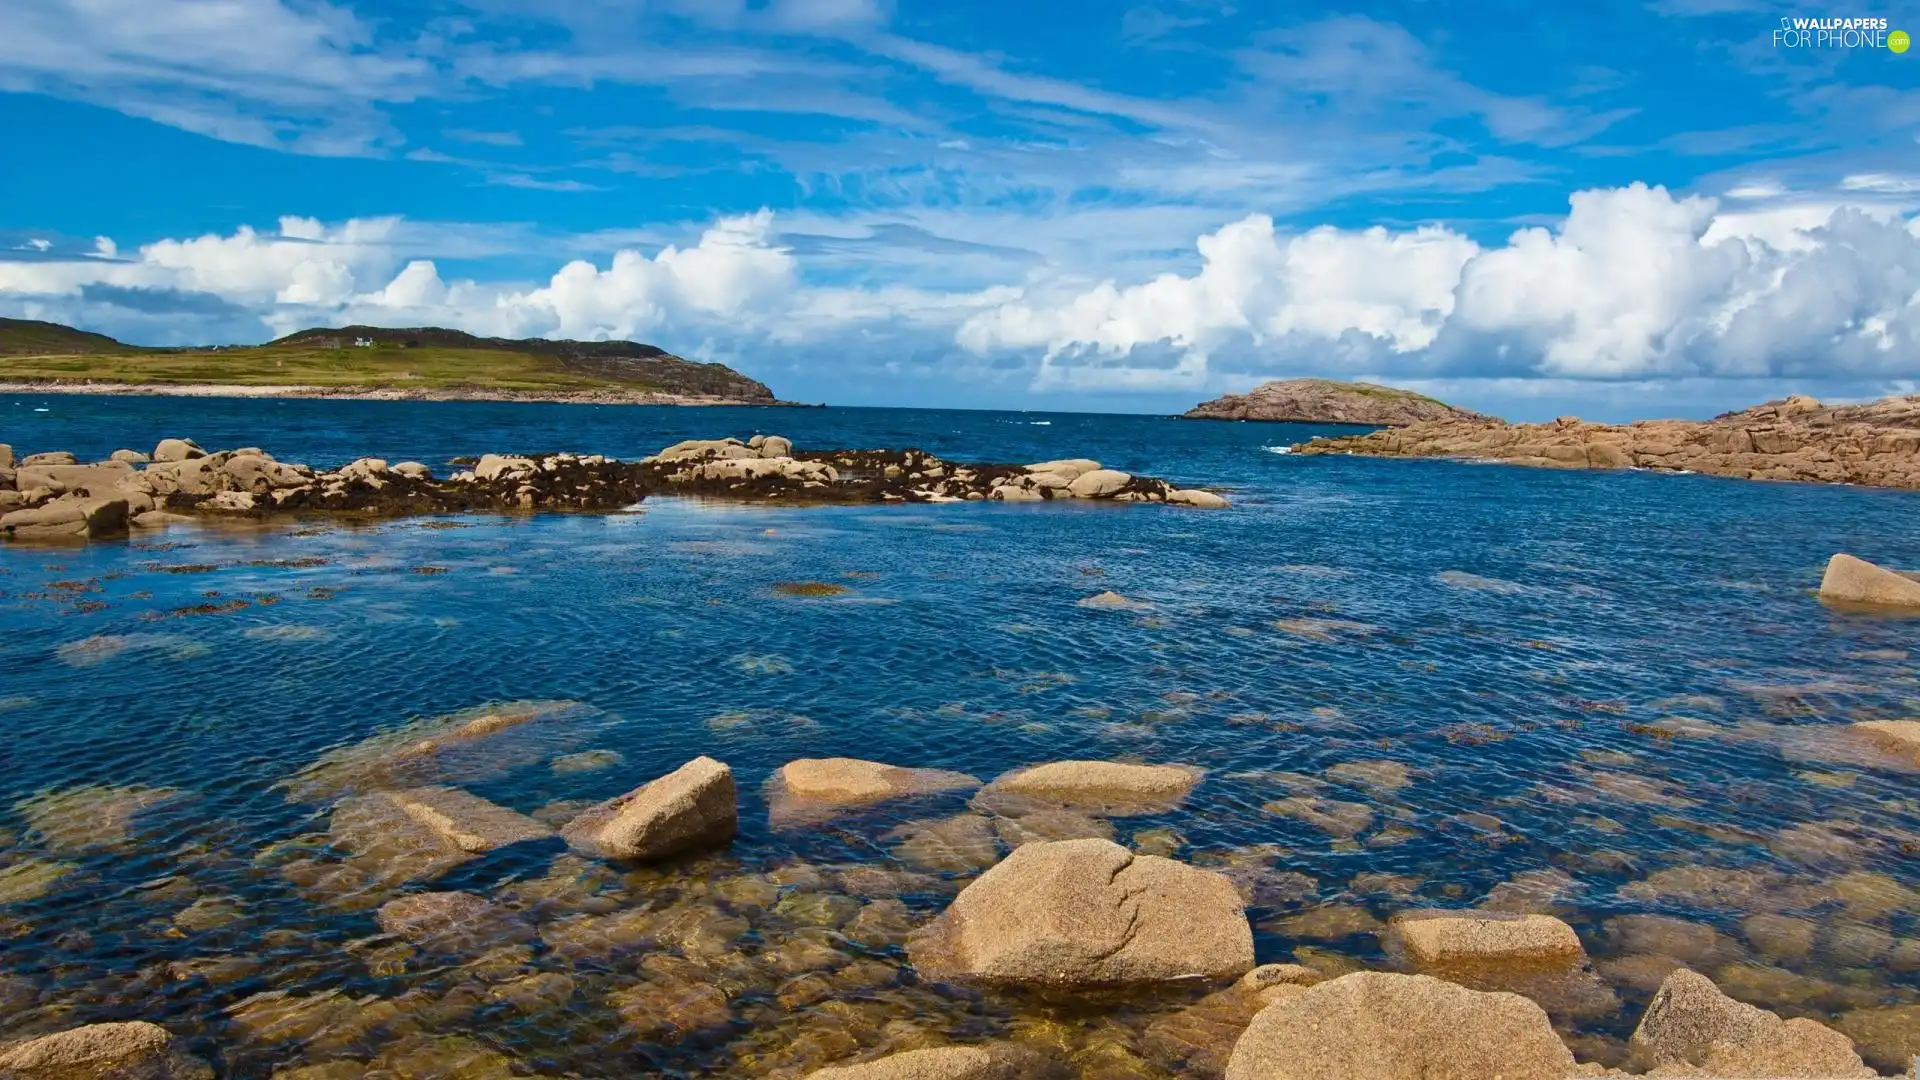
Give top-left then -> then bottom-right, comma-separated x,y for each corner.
1,0 -> 1917,418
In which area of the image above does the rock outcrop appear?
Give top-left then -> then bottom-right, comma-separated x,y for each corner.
1184,380 -> 1485,426
1222,972 -> 1575,1080
908,837 -> 1253,987
0,1021 -> 211,1079
1818,553 -> 1920,609
1290,393 -> 1920,491
2,436 -> 1230,540
1627,968 -> 1874,1077
561,756 -> 738,861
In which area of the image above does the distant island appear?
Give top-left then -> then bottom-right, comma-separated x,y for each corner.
0,319 -> 781,405
1182,378 -> 1489,426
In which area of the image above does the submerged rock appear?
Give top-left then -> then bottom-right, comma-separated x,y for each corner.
1386,910 -> 1619,1022
375,891 -> 532,953
908,837 -> 1253,987
769,758 -> 981,824
281,699 -> 595,802
379,786 -> 553,853
1627,968 -> 1873,1077
14,784 -> 186,853
973,760 -> 1204,815
888,814 -> 1002,872
806,1044 -> 1070,1079
1851,719 -> 1920,765
561,755 -> 737,861
1222,972 -> 1575,1080
0,1021 -> 211,1079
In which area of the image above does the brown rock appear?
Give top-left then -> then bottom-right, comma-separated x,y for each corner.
1222,971 -> 1575,1080
974,760 -> 1203,815
1066,469 -> 1132,498
769,757 -> 980,822
1834,1004 -> 1920,1074
1143,983 -> 1273,1078
1627,968 -> 1873,1076
908,838 -> 1253,987
1184,380 -> 1487,425
1388,911 -> 1585,969
1388,910 -> 1619,1022
1819,553 -> 1920,609
152,439 -> 204,463
0,1021 -> 208,1079
2,495 -> 129,540
806,1044 -> 1069,1079
374,891 -> 531,952
1852,719 -> 1920,763
382,786 -> 554,852
561,756 -> 736,861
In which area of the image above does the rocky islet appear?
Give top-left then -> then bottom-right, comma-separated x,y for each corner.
0,434 -> 1230,541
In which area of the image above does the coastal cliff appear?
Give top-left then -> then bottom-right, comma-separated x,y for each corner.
1183,379 -> 1487,425
1291,393 -> 1920,490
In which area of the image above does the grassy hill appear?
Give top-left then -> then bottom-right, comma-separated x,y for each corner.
0,318 -> 143,357
0,319 -> 777,401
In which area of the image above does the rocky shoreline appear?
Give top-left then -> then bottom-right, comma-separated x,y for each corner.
6,724 -> 1919,1078
0,380 -> 798,406
0,436 -> 1230,541
1289,394 -> 1920,491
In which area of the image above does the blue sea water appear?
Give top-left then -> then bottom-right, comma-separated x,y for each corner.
3,393 -> 1919,1076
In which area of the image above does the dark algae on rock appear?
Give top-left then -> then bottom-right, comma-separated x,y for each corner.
0,434 -> 1230,541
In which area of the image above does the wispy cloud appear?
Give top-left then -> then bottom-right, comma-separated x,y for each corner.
445,127 -> 523,146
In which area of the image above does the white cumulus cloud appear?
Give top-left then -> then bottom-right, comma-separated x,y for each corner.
958,182 -> 1920,391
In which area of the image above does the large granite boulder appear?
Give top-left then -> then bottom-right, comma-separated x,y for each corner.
562,756 -> 737,861
151,438 -> 204,463
0,1021 -> 211,1079
1066,469 -> 1132,498
908,837 -> 1252,987
13,460 -> 134,495
1,495 -> 129,541
1222,972 -> 1575,1080
1627,968 -> 1874,1076
806,1045 -> 1069,1080
1818,553 -> 1920,608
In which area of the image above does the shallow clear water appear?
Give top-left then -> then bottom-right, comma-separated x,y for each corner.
3,394 -> 1919,1077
